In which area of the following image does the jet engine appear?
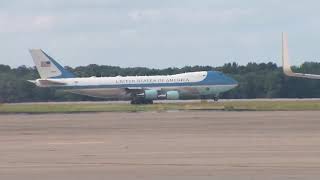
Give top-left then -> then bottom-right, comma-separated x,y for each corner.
143,89 -> 158,100
166,91 -> 180,100
137,90 -> 180,100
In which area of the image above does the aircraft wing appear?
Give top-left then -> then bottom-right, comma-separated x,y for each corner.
282,32 -> 320,79
124,87 -> 163,98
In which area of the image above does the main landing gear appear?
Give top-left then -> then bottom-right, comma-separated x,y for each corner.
130,98 -> 153,105
200,95 -> 219,102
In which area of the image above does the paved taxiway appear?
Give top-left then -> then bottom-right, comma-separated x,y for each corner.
1,111 -> 320,179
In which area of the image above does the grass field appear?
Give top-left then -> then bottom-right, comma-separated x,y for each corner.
1,100 -> 320,113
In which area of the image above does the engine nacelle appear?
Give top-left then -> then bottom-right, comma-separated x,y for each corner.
144,89 -> 158,100
166,91 -> 180,100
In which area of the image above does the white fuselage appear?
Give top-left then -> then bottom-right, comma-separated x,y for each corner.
28,49 -> 237,102
35,71 -> 238,100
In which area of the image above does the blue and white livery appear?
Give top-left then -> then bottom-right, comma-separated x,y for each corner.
29,49 -> 238,104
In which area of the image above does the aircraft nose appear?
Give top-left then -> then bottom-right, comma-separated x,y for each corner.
231,77 -> 238,86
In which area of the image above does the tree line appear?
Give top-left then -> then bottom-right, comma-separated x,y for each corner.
1,62 -> 320,103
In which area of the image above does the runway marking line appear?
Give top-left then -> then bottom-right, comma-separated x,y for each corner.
47,141 -> 105,145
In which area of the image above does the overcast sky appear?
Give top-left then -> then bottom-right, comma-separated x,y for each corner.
1,0 -> 320,68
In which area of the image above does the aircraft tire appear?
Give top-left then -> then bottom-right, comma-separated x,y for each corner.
131,99 -> 153,105
145,99 -> 153,104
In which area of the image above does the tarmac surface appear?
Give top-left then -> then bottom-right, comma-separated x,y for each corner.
9,98 -> 320,105
1,111 -> 320,179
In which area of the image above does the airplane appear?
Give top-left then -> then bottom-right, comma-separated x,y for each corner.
28,49 -> 238,104
282,32 -> 320,79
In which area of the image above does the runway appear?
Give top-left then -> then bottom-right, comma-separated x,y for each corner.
9,98 -> 320,105
1,111 -> 320,179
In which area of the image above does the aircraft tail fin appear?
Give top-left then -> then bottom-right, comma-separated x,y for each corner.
29,49 -> 76,79
281,33 -> 320,79
282,32 -> 295,76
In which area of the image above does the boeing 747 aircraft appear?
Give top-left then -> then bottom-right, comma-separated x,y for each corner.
28,49 -> 238,104
282,32 -> 320,79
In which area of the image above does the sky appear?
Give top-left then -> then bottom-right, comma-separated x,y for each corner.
0,0 -> 320,68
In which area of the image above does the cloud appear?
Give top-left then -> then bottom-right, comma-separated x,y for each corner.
128,7 -> 253,25
0,0 -> 320,68
0,15 -> 56,33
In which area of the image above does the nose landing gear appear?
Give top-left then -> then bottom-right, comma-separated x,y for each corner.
213,96 -> 219,102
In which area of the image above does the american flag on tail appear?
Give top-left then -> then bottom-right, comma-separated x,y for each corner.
41,61 -> 51,67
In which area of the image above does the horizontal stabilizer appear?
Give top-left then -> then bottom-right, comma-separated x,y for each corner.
28,79 -> 66,87
27,80 -> 36,84
38,79 -> 66,86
